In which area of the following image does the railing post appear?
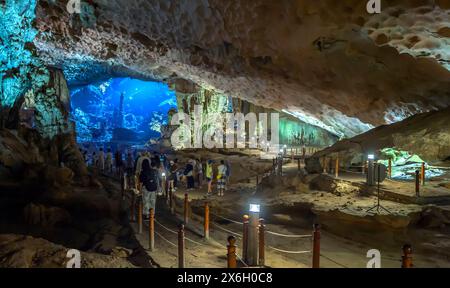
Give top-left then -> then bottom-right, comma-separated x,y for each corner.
388,158 -> 392,179
335,156 -> 339,178
227,236 -> 237,268
149,208 -> 155,251
312,224 -> 321,268
415,170 -> 420,198
242,215 -> 249,263
421,162 -> 426,186
184,193 -> 189,224
204,202 -> 210,240
138,197 -> 143,234
401,244 -> 413,268
259,219 -> 265,267
178,224 -> 185,268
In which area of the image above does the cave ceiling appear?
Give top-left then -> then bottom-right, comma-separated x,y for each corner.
33,0 -> 450,137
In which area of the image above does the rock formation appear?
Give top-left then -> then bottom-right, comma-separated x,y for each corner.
34,0 -> 450,137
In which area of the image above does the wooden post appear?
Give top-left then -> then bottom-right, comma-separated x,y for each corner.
335,156 -> 339,178
184,193 -> 189,224
259,219 -> 265,267
298,158 -> 301,171
291,149 -> 294,163
401,244 -> 413,268
149,208 -> 155,251
227,236 -> 237,268
388,158 -> 392,179
204,202 -> 210,240
312,224 -> 321,268
138,198 -> 143,234
415,170 -> 420,198
178,224 -> 185,268
421,162 -> 426,186
242,215 -> 250,263
322,157 -> 327,174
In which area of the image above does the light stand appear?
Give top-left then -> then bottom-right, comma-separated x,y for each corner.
367,164 -> 391,215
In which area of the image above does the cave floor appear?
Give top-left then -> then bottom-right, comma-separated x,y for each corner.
129,180 -> 450,268
281,162 -> 450,203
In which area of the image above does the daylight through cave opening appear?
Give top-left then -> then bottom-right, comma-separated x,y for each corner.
69,78 -> 177,148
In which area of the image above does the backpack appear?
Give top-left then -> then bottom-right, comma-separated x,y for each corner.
141,169 -> 158,192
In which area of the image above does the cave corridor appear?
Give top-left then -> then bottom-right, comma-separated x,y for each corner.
0,0 -> 450,275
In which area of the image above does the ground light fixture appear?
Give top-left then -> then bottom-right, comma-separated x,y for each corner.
249,203 -> 261,213
247,202 -> 261,266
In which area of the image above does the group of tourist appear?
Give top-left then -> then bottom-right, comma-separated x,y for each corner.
79,146 -> 232,219
133,153 -> 232,220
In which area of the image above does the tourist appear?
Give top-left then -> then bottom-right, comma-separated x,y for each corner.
135,152 -> 151,178
126,150 -> 134,175
217,160 -> 227,197
168,160 -> 177,192
115,149 -> 124,177
92,152 -> 97,167
225,160 -> 231,185
139,159 -> 159,219
98,148 -> 105,171
196,159 -> 203,187
105,148 -> 113,174
184,160 -> 195,190
205,160 -> 213,195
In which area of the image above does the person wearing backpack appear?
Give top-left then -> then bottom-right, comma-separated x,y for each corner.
139,159 -> 159,220
184,160 -> 195,190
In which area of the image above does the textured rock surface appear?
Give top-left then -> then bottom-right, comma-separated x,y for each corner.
34,0 -> 450,137
0,234 -> 136,268
313,107 -> 450,164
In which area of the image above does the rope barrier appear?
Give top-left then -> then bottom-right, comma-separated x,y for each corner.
320,253 -> 348,268
266,230 -> 312,238
155,219 -> 205,246
341,169 -> 364,175
155,219 -> 178,235
211,222 -> 243,238
236,254 -> 249,268
211,213 -> 243,225
268,246 -> 311,255
184,236 -> 206,246
155,231 -> 177,248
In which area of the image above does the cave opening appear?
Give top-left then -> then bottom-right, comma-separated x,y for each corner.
69,77 -> 178,151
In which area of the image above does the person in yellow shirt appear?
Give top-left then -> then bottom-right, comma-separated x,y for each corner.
205,160 -> 213,196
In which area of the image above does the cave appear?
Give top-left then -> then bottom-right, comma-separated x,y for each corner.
0,0 -> 450,271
